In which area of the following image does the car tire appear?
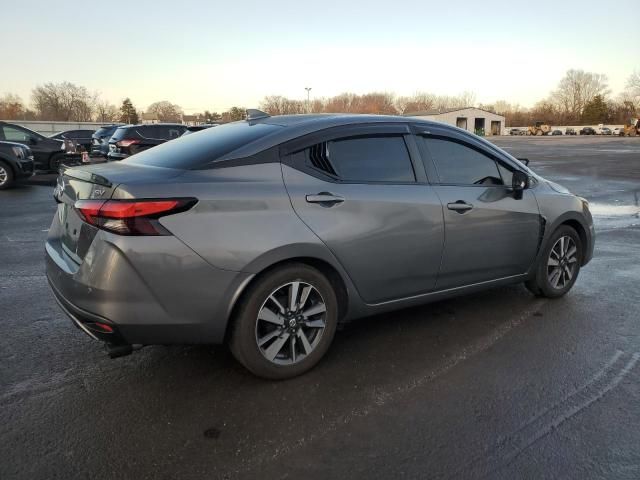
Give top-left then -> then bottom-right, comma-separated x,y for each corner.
49,153 -> 65,172
525,225 -> 583,298
229,263 -> 339,380
0,160 -> 15,190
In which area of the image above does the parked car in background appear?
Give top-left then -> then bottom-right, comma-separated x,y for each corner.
612,127 -> 623,136
47,111 -> 595,379
599,127 -> 612,135
0,121 -> 66,171
107,124 -> 187,161
551,129 -> 563,136
580,127 -> 596,135
565,128 -> 577,135
509,128 -> 525,136
91,125 -> 120,158
0,141 -> 35,189
182,124 -> 219,136
50,129 -> 95,152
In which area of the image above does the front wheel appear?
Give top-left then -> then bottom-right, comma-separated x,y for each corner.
525,225 -> 583,298
0,161 -> 15,190
229,263 -> 338,379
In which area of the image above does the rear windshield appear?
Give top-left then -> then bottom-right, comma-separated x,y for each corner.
124,121 -> 283,169
110,127 -> 134,142
94,126 -> 118,138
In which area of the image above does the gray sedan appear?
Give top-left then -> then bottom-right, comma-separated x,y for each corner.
46,111 -> 595,379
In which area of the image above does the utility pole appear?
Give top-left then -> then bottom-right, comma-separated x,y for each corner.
305,87 -> 312,113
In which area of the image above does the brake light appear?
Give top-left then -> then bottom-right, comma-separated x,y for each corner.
75,198 -> 196,235
116,139 -> 140,148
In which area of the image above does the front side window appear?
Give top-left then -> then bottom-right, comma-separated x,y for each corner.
422,137 -> 504,186
304,135 -> 415,183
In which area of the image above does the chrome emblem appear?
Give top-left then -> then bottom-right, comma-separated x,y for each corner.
93,188 -> 106,197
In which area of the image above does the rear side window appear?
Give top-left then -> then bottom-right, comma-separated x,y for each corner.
124,121 -> 282,169
303,135 -> 415,183
154,125 -> 185,139
2,125 -> 33,142
421,137 -> 503,186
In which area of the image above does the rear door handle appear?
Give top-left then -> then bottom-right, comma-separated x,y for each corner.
306,193 -> 345,205
447,201 -> 473,213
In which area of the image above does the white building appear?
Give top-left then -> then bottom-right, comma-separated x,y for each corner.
405,107 -> 506,136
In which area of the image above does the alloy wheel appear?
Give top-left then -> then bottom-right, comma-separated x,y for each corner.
255,281 -> 327,365
0,166 -> 7,186
547,235 -> 578,289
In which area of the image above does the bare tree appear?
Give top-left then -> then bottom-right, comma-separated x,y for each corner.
625,71 -> 640,109
550,70 -> 610,122
31,82 -> 96,121
145,101 -> 183,122
95,101 -> 119,122
260,96 -> 306,115
0,93 -> 25,119
397,92 -> 437,114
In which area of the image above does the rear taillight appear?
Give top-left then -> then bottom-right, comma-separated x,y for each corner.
116,139 -> 140,148
74,198 -> 196,236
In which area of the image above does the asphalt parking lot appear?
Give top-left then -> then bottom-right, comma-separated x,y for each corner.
1,136 -> 639,479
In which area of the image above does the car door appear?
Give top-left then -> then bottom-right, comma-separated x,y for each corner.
281,124 -> 444,304
415,126 -> 541,290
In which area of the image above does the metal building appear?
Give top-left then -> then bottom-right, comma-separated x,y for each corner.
405,107 -> 506,136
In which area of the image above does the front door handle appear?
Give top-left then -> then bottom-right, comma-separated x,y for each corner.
447,201 -> 473,213
306,192 -> 345,205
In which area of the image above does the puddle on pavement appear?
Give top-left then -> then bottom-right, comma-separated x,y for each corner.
589,203 -> 640,229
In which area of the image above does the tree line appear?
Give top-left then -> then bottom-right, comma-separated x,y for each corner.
1,69 -> 638,126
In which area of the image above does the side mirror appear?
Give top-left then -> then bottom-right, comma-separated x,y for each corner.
512,170 -> 529,199
29,137 -> 38,145
518,158 -> 529,166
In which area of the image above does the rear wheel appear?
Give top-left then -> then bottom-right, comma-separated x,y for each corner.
229,263 -> 338,379
525,225 -> 583,298
49,153 -> 65,172
0,161 -> 15,190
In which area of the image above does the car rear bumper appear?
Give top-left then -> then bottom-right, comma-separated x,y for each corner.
45,213 -> 251,346
107,151 -> 128,161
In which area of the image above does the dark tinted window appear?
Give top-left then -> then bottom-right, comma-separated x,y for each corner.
125,121 -> 282,169
72,130 -> 94,139
154,125 -> 185,139
323,135 -> 415,182
110,127 -> 134,142
422,137 -> 503,186
94,126 -> 118,138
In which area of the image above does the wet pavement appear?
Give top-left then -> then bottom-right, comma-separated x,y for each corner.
1,136 -> 639,479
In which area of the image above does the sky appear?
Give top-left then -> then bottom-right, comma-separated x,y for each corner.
2,0 -> 638,113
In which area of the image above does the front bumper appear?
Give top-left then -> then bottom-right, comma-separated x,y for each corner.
15,159 -> 35,180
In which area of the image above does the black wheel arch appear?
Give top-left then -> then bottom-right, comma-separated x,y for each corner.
534,212 -> 592,271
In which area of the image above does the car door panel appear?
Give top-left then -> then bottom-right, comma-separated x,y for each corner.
433,185 -> 540,289
416,128 -> 541,290
282,165 -> 444,304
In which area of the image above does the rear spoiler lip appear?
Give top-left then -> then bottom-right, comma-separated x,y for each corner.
61,166 -> 113,188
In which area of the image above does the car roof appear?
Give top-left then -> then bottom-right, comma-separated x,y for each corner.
215,113 -> 441,161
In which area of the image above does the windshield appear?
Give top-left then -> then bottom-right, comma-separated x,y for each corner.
125,121 -> 282,169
